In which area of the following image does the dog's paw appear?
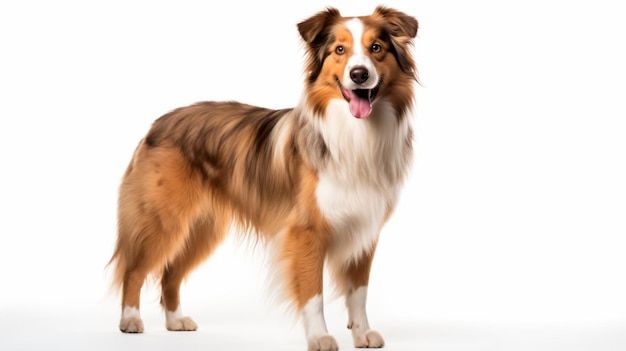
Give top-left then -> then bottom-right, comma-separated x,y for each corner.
166,316 -> 198,331
354,330 -> 384,348
119,316 -> 144,333
308,334 -> 339,351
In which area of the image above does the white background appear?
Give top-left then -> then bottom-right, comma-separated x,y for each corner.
1,0 -> 625,350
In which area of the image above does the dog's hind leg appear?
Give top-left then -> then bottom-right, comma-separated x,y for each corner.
160,214 -> 229,331
118,257 -> 153,333
114,145 -> 208,333
117,217 -> 191,333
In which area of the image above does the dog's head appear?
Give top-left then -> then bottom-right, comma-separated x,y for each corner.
298,6 -> 418,119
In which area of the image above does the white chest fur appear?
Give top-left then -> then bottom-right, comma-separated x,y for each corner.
315,99 -> 409,267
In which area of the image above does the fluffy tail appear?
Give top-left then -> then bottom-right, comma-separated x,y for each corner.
106,241 -> 127,295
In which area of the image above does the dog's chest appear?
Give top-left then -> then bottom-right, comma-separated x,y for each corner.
313,100 -> 408,264
315,165 -> 400,266
316,170 -> 395,232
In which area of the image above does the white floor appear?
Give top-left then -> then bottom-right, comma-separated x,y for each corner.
1,305 -> 624,351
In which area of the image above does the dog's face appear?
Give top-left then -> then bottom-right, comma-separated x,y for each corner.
298,6 -> 418,118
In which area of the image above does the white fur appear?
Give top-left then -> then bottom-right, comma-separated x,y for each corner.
346,286 -> 385,347
119,306 -> 143,333
315,99 -> 407,267
343,18 -> 379,90
165,304 -> 184,323
303,294 -> 339,351
122,306 -> 141,319
302,294 -> 329,339
316,170 -> 387,267
346,286 -> 370,336
165,304 -> 198,331
346,18 -> 364,56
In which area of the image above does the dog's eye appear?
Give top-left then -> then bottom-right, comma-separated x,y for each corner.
335,45 -> 345,55
371,44 -> 382,53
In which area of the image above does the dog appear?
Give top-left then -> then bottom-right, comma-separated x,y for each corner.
108,6 -> 418,351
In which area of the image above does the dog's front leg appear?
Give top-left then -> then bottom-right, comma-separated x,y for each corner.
302,294 -> 337,351
343,248 -> 385,348
282,224 -> 337,351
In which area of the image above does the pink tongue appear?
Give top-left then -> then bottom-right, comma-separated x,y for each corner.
349,92 -> 371,119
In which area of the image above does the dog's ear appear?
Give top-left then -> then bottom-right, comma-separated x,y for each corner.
297,7 -> 342,45
374,6 -> 418,80
374,6 -> 418,39
298,7 -> 342,83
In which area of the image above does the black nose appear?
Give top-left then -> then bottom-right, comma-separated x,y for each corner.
350,67 -> 369,84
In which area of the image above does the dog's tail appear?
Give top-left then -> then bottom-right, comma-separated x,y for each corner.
106,144 -> 146,296
106,235 -> 128,295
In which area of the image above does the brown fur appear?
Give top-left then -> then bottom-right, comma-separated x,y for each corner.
108,5 -> 418,348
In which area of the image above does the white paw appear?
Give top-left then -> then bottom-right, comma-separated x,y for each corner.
166,316 -> 198,331
119,316 -> 144,333
308,335 -> 339,351
354,330 -> 384,348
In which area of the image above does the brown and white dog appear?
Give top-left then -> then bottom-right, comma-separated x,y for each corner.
108,6 -> 417,351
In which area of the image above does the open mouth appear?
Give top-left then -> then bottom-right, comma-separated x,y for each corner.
336,76 -> 383,119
